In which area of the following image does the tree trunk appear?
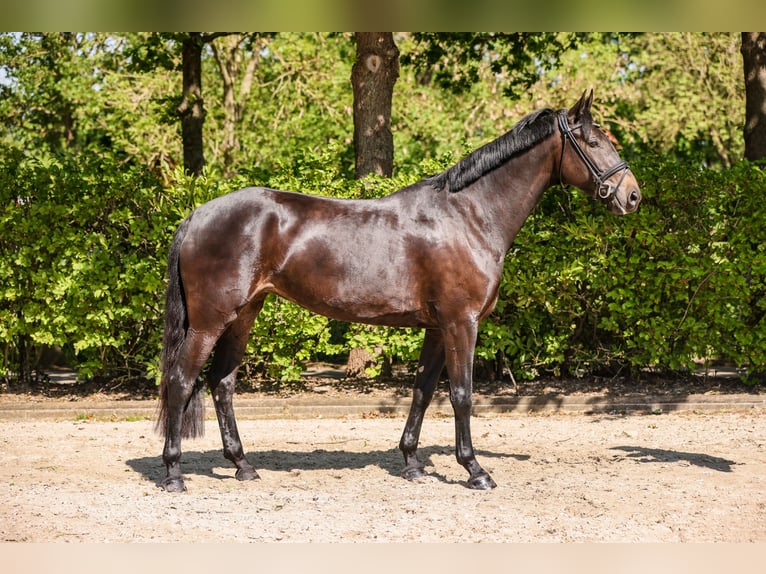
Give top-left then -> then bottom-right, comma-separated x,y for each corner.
345,347 -> 376,379
742,33 -> 766,162
346,34 -> 400,377
178,33 -> 206,176
351,33 -> 399,178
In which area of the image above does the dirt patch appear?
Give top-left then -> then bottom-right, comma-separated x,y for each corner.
1,363 -> 762,406
2,366 -> 764,542
1,407 -> 764,542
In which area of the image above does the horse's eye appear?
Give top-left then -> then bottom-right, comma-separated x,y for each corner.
588,138 -> 600,148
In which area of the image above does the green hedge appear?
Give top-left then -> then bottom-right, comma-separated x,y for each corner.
1,146 -> 764,386
0,150 -> 177,381
482,157 -> 766,379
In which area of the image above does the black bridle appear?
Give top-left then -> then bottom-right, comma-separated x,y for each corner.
557,110 -> 629,200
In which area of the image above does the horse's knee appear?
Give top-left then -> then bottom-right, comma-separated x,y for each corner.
449,387 -> 472,416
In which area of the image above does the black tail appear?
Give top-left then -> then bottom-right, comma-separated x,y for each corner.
155,216 -> 206,438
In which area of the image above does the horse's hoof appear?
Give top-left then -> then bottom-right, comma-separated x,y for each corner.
235,467 -> 260,481
401,466 -> 428,481
161,477 -> 187,493
467,473 -> 497,490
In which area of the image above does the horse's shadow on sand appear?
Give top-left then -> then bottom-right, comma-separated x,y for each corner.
128,443 -> 738,489
610,446 -> 737,472
126,445 -> 529,489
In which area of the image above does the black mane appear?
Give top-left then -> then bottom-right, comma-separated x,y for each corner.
428,108 -> 556,193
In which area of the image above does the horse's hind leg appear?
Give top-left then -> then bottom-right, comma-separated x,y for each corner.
161,331 -> 218,492
208,301 -> 263,482
399,329 -> 445,480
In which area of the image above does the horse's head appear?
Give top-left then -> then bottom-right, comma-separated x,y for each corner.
558,90 -> 641,215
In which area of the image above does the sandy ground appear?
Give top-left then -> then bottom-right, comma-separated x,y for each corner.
1,407 -> 764,542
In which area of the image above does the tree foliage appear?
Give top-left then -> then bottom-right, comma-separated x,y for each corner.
481,158 -> 766,380
402,33 -> 585,98
0,32 -> 762,389
0,148 -> 172,381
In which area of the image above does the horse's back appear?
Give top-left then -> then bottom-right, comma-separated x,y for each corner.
178,184 -> 499,329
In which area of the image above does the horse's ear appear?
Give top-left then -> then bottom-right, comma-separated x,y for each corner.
583,89 -> 594,116
569,89 -> 594,123
568,89 -> 594,138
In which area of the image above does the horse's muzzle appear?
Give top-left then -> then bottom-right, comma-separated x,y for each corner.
608,170 -> 641,215
626,188 -> 642,212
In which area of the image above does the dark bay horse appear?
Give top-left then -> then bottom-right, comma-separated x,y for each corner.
156,90 -> 641,492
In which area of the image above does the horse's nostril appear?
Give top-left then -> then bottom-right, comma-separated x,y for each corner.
629,190 -> 640,205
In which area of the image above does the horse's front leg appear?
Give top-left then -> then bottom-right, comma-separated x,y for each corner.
399,329 -> 445,480
443,319 -> 497,490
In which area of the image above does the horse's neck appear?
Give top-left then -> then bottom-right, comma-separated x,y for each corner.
470,139 -> 557,253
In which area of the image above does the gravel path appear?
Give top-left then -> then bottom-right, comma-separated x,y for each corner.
1,408 -> 764,542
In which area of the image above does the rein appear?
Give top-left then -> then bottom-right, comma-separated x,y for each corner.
557,110 -> 629,200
